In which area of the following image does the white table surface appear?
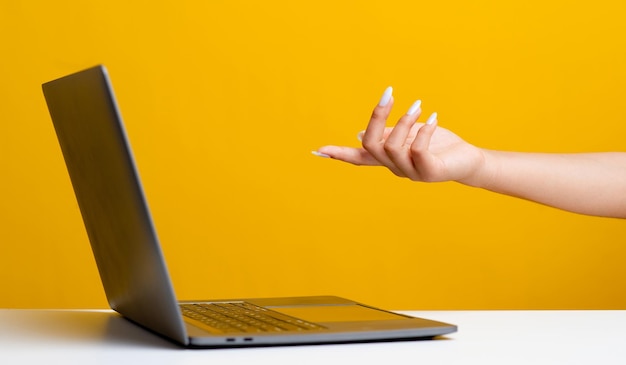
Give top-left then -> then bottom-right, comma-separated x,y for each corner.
1,309 -> 624,364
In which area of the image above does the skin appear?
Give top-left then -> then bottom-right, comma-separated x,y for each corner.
315,90 -> 626,219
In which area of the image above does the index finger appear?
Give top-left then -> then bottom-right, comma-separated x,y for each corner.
360,87 -> 405,176
362,86 -> 394,146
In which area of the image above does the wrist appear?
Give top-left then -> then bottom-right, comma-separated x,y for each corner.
457,148 -> 500,189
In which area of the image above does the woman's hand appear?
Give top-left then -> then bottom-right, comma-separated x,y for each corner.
314,87 -> 487,184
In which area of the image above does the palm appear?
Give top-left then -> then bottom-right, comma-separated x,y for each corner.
411,125 -> 484,182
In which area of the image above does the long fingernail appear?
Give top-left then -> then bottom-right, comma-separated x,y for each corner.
312,151 -> 330,158
378,86 -> 393,107
407,100 -> 422,116
426,112 -> 438,125
357,130 -> 365,142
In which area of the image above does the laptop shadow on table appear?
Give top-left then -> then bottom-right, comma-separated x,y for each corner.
14,311 -> 179,349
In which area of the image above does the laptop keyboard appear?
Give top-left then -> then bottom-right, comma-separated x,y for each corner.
180,302 -> 326,333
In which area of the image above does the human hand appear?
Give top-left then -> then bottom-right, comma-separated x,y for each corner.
313,87 -> 486,184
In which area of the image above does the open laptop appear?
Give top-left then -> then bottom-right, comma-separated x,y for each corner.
42,65 -> 456,348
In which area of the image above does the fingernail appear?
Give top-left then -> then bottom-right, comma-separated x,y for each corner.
357,130 -> 365,142
426,112 -> 438,125
312,151 -> 330,158
378,86 -> 393,107
407,100 -> 422,116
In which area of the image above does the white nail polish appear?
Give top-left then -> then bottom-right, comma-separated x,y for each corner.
312,151 -> 330,158
378,86 -> 393,107
407,100 -> 422,116
357,130 -> 365,142
426,112 -> 438,125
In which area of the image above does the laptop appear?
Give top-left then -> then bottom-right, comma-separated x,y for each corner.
42,65 -> 457,348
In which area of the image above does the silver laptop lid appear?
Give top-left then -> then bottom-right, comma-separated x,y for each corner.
42,65 -> 188,345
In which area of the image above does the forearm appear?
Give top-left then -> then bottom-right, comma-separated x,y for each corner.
463,150 -> 626,218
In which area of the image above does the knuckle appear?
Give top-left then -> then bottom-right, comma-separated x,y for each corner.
362,138 -> 380,152
383,142 -> 399,155
391,170 -> 407,178
383,140 -> 407,158
410,143 -> 426,156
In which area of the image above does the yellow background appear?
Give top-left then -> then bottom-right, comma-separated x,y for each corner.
1,1 -> 625,310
